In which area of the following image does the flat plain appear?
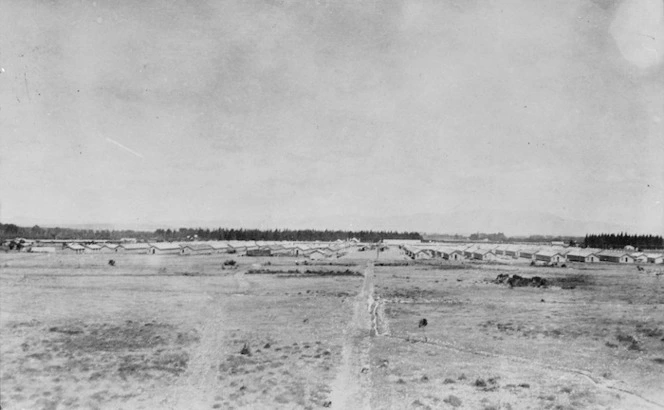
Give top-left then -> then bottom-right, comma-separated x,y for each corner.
1,248 -> 663,409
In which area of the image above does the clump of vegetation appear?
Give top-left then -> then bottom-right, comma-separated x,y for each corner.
616,333 -> 637,343
247,269 -> 300,275
281,269 -> 363,278
443,395 -> 462,407
494,274 -> 547,288
616,333 -> 641,351
418,263 -> 469,270
246,268 -> 362,277
223,259 -> 237,266
375,262 -> 410,267
240,343 -> 252,356
474,377 -> 499,391
636,324 -> 663,338
379,287 -> 446,300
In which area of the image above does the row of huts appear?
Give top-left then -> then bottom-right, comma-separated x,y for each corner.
22,240 -> 350,259
401,243 -> 664,264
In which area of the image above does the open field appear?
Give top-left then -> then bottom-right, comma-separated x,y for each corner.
1,250 -> 663,409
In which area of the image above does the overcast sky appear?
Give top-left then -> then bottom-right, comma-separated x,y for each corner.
1,0 -> 662,233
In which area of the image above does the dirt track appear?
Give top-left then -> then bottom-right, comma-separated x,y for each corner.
329,262 -> 374,410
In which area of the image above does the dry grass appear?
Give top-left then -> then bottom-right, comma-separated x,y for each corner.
1,251 -> 663,409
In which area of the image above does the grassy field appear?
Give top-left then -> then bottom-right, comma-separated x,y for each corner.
1,250 -> 663,409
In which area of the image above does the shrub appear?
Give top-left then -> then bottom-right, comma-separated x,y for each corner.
444,395 -> 462,407
240,343 -> 251,356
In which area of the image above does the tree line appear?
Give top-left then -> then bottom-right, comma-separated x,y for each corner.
584,233 -> 663,250
0,223 -> 421,243
0,223 -> 154,241
153,228 -> 421,242
466,232 -> 583,244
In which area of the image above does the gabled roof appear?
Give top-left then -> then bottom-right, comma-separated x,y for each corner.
66,243 -> 86,250
597,249 -> 631,257
566,248 -> 599,257
305,248 -> 331,255
474,249 -> 494,255
181,243 -> 213,251
208,242 -> 230,250
119,243 -> 149,249
150,242 -> 181,251
535,249 -> 564,257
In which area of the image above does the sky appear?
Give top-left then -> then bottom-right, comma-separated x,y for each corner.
1,0 -> 663,234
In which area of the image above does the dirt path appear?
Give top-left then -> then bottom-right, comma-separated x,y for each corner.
123,268 -> 251,409
328,262 -> 375,410
160,296 -> 227,409
166,268 -> 252,408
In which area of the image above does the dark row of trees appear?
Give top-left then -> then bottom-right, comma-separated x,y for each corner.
0,223 -> 154,241
584,233 -> 663,250
1,223 -> 421,243
153,228 -> 422,242
466,232 -> 583,244
469,232 -> 508,241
